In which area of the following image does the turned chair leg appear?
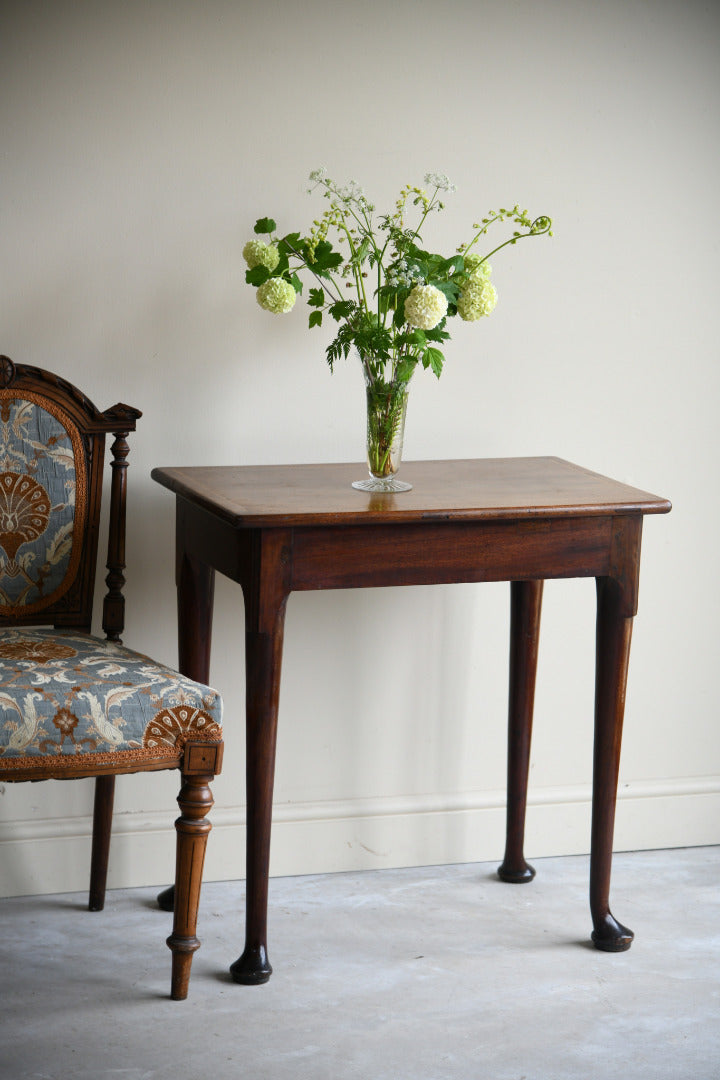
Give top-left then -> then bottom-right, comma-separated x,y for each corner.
89,775 -> 115,911
159,549 -> 217,918
166,740 -> 224,1000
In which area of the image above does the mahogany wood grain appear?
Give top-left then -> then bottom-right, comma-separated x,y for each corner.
153,458 -> 670,526
152,457 -> 670,982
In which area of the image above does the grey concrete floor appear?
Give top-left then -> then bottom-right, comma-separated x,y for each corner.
1,846 -> 718,1080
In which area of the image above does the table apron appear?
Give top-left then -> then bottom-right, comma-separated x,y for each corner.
175,498 -> 634,592
288,517 -> 614,589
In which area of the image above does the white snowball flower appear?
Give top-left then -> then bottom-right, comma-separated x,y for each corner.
457,279 -> 498,321
243,240 -> 280,272
404,284 -> 448,330
256,277 -> 297,314
463,253 -> 491,278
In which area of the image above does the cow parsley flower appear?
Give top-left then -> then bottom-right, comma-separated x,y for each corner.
386,258 -> 423,288
257,277 -> 297,314
457,279 -> 498,321
404,284 -> 448,329
424,172 -> 456,193
243,240 -> 280,272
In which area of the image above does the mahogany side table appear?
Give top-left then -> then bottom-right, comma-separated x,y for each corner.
151,457 -> 671,985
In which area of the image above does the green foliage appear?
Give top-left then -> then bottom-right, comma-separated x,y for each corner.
254,217 -> 276,234
422,347 -> 445,377
245,265 -> 271,287
244,171 -> 552,396
329,300 -> 355,321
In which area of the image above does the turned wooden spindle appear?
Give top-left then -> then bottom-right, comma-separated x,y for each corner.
92,404 -> 140,911
103,431 -> 131,642
167,740 -> 223,1001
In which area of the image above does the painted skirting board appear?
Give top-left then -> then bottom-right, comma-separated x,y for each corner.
1,776 -> 718,898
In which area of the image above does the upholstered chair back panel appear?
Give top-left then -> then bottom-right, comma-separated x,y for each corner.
0,391 -> 89,616
0,362 -> 115,631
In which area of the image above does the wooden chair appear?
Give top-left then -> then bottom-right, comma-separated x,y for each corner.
0,356 -> 223,1000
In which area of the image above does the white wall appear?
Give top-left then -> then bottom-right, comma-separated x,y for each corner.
1,0 -> 718,897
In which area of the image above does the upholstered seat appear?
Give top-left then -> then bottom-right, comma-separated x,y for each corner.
0,628 -> 222,776
0,357 -> 223,1000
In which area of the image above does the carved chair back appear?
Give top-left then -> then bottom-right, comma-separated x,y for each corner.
0,356 -> 141,638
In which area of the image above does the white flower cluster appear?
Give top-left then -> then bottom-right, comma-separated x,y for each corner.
404,284 -> 448,330
336,180 -> 365,202
386,258 -> 423,289
424,172 -> 456,193
463,253 -> 491,276
308,168 -> 374,212
457,265 -> 497,321
243,240 -> 280,272
256,277 -> 297,314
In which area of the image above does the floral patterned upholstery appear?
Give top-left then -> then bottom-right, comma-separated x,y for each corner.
0,628 -> 222,775
0,393 -> 84,615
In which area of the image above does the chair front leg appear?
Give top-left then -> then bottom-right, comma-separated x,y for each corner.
167,739 -> 224,1000
158,545 -> 217,916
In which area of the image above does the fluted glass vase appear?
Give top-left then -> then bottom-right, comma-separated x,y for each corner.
352,362 -> 412,493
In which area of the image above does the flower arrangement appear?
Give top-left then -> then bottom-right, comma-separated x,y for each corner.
244,170 -> 552,490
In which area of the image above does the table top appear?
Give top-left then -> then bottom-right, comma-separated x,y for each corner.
151,458 -> 671,529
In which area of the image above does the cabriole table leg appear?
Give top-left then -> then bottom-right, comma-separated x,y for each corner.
230,545 -> 290,985
498,579 -> 544,884
589,575 -> 634,952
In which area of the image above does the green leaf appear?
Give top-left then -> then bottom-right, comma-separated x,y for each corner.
439,254 -> 464,276
309,310 -> 323,328
423,347 -> 444,378
278,232 -> 301,254
351,237 -> 371,265
318,252 -> 344,272
433,280 -> 461,303
329,300 -> 355,321
395,358 -> 417,383
273,252 -> 290,277
254,217 -> 276,234
245,266 -> 271,286
308,288 -> 325,308
310,239 -> 343,272
290,272 -> 303,294
425,321 -> 450,343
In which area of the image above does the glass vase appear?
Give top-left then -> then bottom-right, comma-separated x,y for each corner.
352,367 -> 412,493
